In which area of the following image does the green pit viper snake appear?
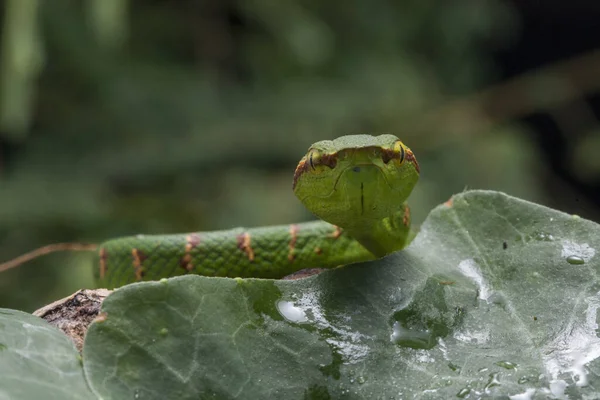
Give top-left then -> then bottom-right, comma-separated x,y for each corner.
2,134 -> 420,289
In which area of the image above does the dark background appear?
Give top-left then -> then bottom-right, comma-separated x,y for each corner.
1,0 -> 599,311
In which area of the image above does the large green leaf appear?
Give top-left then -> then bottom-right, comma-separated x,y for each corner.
83,190 -> 600,399
0,308 -> 93,399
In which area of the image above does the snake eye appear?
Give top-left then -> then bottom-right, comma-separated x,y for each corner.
307,149 -> 337,172
393,140 -> 405,163
308,149 -> 320,170
382,141 -> 406,164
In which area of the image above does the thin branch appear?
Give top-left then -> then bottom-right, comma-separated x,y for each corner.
0,243 -> 98,273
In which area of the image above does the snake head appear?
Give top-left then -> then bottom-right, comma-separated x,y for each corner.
293,134 -> 419,229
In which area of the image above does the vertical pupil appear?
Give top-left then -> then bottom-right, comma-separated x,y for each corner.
399,144 -> 405,162
309,152 -> 315,169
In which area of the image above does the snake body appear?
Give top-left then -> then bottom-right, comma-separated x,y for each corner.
94,134 -> 420,288
96,221 -> 375,288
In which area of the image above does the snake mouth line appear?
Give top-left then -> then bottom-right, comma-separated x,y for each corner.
360,182 -> 364,215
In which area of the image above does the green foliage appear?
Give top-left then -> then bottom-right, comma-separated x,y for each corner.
3,191 -> 600,398
0,308 -> 92,399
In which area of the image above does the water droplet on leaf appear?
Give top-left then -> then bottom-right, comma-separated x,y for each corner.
533,232 -> 554,241
448,362 -> 461,372
485,372 -> 501,391
390,321 -> 435,349
276,300 -> 309,323
517,375 -> 538,385
566,255 -> 585,265
495,360 -> 518,369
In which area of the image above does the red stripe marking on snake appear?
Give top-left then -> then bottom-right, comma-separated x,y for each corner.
288,224 -> 299,262
131,248 -> 148,280
237,232 -> 255,261
99,248 -> 107,279
180,234 -> 201,272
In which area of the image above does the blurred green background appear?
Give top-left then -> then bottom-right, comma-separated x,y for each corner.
1,0 -> 599,312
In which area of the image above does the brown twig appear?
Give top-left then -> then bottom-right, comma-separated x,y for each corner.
0,243 -> 98,273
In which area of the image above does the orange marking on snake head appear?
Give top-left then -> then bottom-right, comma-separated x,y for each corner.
292,157 -> 309,190
288,224 -> 299,262
331,226 -> 343,239
444,197 -> 454,207
405,148 -> 420,174
99,247 -> 107,279
236,232 -> 255,261
131,248 -> 147,280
